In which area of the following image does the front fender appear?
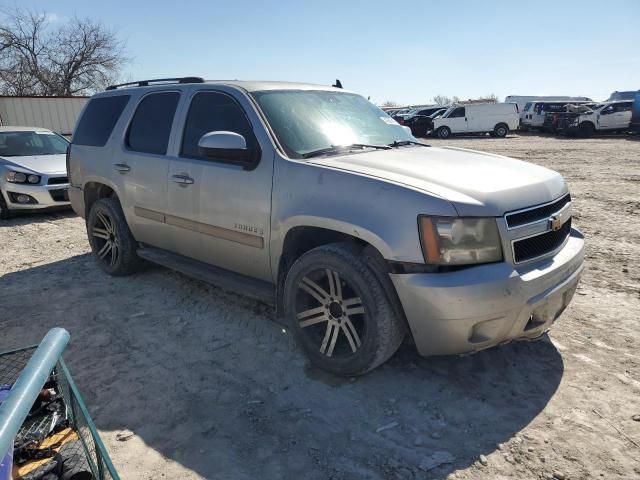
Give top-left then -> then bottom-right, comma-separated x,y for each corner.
270,155 -> 458,277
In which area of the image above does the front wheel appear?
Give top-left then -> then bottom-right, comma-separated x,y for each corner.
579,122 -> 595,138
284,243 -> 405,376
0,193 -> 14,220
87,197 -> 142,276
437,126 -> 451,139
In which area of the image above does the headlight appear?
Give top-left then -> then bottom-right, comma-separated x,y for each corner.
5,171 -> 27,183
419,216 -> 503,265
4,171 -> 40,184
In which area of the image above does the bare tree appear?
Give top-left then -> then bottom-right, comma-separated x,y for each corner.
382,100 -> 400,108
432,95 -> 452,106
0,8 -> 129,95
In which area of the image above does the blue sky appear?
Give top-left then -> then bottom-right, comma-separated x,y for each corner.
9,0 -> 640,104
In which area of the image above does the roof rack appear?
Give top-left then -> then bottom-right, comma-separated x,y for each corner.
105,77 -> 205,91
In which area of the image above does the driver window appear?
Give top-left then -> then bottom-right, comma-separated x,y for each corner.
449,107 -> 465,118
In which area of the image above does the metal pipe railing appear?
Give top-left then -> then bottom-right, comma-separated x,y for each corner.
0,328 -> 70,458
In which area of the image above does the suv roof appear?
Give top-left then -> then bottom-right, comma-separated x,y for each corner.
105,77 -> 342,94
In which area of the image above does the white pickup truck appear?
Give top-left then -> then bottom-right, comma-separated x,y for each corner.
573,100 -> 633,137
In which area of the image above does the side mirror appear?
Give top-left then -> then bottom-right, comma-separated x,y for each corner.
197,131 -> 256,168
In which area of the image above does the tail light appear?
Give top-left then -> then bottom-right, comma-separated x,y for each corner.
66,143 -> 72,184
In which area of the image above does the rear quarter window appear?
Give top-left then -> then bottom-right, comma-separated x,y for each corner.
73,95 -> 130,147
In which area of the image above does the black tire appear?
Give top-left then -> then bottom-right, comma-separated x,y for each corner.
579,122 -> 595,138
0,192 -> 14,220
437,126 -> 451,139
494,123 -> 509,138
87,197 -> 142,276
284,243 -> 405,376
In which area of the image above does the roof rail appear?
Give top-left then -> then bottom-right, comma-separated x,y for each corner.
105,77 -> 205,91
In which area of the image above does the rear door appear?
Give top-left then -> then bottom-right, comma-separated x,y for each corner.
444,107 -> 467,132
116,90 -> 181,251
614,102 -> 633,129
166,88 -> 274,281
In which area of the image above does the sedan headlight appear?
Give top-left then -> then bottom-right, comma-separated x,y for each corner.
5,171 -> 40,184
419,216 -> 503,265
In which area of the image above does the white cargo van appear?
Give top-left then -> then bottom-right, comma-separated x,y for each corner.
432,103 -> 519,139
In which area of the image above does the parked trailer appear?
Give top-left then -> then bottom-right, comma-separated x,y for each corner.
0,96 -> 88,136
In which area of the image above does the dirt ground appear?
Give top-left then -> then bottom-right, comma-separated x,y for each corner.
1,133 -> 639,480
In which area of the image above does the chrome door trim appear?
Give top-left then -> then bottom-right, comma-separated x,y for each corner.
134,206 -> 264,249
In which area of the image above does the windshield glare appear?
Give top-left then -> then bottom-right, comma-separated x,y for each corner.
252,90 -> 414,158
0,131 -> 68,156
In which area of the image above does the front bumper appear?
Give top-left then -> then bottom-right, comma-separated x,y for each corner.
1,178 -> 70,210
391,228 -> 585,356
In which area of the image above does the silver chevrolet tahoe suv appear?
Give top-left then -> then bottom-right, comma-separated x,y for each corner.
68,77 -> 585,376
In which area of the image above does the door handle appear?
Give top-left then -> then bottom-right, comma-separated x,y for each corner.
171,174 -> 194,185
113,163 -> 130,173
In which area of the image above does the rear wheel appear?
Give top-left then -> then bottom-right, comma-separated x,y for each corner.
437,126 -> 451,139
87,197 -> 142,276
494,123 -> 509,138
284,243 -> 405,376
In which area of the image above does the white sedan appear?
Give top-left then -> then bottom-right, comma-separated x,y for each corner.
0,127 -> 70,219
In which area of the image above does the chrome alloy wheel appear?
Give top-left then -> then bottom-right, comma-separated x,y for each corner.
295,268 -> 366,358
91,211 -> 119,267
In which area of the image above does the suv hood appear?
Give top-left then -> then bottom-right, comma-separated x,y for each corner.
309,146 -> 567,216
0,154 -> 67,175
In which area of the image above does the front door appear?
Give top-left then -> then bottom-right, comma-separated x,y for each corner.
445,106 -> 468,132
166,89 -> 274,282
597,104 -> 616,129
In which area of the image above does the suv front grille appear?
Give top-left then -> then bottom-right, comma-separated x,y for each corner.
48,177 -> 69,185
512,218 -> 571,263
506,193 -> 571,228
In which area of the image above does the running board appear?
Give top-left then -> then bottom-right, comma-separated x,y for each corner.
137,246 -> 275,306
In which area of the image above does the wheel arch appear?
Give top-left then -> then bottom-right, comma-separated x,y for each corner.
274,222 -> 412,343
83,180 -> 118,218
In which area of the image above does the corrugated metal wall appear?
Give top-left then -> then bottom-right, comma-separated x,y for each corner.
0,97 -> 88,135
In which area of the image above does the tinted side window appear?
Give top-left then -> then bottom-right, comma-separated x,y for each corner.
181,92 -> 257,159
73,95 -> 130,146
616,102 -> 632,112
126,92 -> 180,155
449,107 -> 465,118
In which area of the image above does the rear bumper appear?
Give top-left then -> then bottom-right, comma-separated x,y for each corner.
391,228 -> 585,356
68,185 -> 85,218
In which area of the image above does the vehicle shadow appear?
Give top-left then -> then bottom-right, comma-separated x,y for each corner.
0,207 -> 76,227
0,256 -> 564,480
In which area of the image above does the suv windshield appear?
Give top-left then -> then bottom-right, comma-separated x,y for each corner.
0,131 -> 69,157
252,90 -> 413,158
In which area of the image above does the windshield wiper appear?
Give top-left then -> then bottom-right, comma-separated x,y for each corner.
302,143 -> 391,159
388,140 -> 430,148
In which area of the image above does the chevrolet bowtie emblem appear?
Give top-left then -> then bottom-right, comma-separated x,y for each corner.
549,214 -> 563,231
